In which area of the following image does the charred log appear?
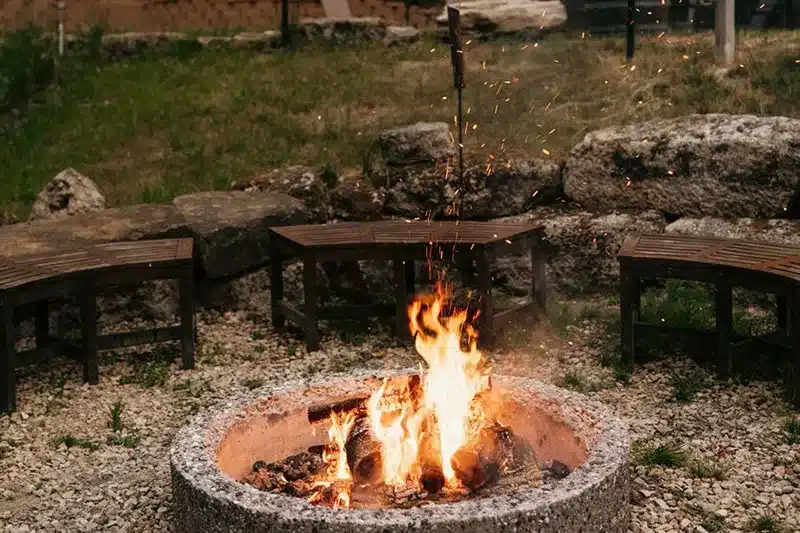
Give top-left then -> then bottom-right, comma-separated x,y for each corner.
451,423 -> 534,491
308,395 -> 369,424
345,416 -> 383,484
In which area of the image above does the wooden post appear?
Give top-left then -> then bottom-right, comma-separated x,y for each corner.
179,267 -> 195,370
270,243 -> 286,331
619,261 -> 640,370
0,300 -> 15,414
626,0 -> 636,59
715,0 -> 735,66
80,283 -> 99,385
714,280 -> 733,379
475,247 -> 494,348
302,252 -> 320,352
393,258 -> 410,342
281,0 -> 290,46
790,288 -> 800,407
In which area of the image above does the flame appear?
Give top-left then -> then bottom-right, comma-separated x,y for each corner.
309,410 -> 356,508
368,282 -> 490,488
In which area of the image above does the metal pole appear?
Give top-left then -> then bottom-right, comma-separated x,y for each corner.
457,85 -> 464,189
626,0 -> 635,59
57,2 -> 66,56
281,0 -> 289,46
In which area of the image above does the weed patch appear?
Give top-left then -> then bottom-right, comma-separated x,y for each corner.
631,440 -> 687,468
53,434 -> 100,451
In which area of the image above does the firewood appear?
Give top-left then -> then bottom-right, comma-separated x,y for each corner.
345,416 -> 383,484
307,395 -> 369,424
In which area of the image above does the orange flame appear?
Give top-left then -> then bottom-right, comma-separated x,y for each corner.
309,410 -> 356,508
368,283 -> 490,489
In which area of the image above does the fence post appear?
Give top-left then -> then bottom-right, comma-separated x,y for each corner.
715,0 -> 735,66
626,0 -> 636,59
281,0 -> 289,46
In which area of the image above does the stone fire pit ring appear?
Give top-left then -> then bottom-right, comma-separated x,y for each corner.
170,371 -> 631,533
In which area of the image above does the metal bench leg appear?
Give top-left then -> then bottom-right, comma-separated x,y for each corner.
476,248 -> 494,348
80,284 -> 99,385
714,281 -> 733,379
619,263 -> 640,370
531,248 -> 547,311
270,253 -> 285,331
179,268 -> 195,370
1,301 -> 15,414
303,252 -> 320,352
790,289 -> 800,408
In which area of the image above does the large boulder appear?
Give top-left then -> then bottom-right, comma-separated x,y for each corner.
563,114 -> 800,219
436,0 -> 567,40
28,168 -> 107,221
494,208 -> 667,295
0,204 -> 192,255
173,191 -> 307,279
665,217 -> 800,246
460,159 -> 562,219
371,122 -> 455,168
381,159 -> 561,220
330,169 -> 385,221
232,165 -> 334,222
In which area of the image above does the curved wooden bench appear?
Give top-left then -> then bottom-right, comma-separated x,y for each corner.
1,238 -> 196,414
618,233 -> 800,406
268,220 -> 548,351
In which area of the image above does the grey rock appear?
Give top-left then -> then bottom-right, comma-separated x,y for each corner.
298,17 -> 388,44
460,159 -> 563,219
329,169 -> 385,221
381,159 -> 562,220
494,208 -> 666,295
233,166 -> 333,222
436,0 -> 567,40
384,25 -> 421,45
0,204 -> 192,255
665,216 -> 800,246
374,122 -> 455,167
173,191 -> 307,279
29,168 -> 107,221
563,114 -> 800,218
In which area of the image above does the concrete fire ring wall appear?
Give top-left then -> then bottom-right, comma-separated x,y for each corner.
170,371 -> 631,533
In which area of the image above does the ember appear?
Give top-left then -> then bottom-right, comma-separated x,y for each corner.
241,283 -> 538,509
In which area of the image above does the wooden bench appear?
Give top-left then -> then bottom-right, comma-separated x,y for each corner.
618,233 -> 800,406
268,220 -> 547,351
1,238 -> 196,414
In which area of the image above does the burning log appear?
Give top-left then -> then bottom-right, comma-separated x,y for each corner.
308,395 -> 369,424
345,416 -> 383,484
307,375 -> 425,425
242,451 -> 326,496
451,422 -> 535,492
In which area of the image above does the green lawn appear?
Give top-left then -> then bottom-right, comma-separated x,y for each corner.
1,30 -> 798,219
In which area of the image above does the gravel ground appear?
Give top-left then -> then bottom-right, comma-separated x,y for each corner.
1,303 -> 798,533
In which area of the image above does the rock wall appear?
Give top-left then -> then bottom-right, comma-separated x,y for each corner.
3,113 -> 799,330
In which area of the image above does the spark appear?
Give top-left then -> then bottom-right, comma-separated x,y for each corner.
542,149 -> 551,156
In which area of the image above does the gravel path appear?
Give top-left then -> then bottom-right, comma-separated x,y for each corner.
1,304 -> 798,533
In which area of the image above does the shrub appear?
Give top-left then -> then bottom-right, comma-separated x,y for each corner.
0,25 -> 56,112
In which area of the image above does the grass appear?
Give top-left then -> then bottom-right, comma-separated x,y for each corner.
670,370 -> 708,403
53,434 -> 100,451
559,371 -> 587,391
108,434 -> 142,448
631,440 -> 688,468
109,399 -> 125,432
747,515 -> 786,533
783,418 -> 800,445
689,457 -> 730,480
1,30 -> 799,217
119,345 -> 179,387
241,378 -> 264,390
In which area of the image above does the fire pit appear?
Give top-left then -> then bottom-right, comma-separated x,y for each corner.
171,288 -> 630,532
